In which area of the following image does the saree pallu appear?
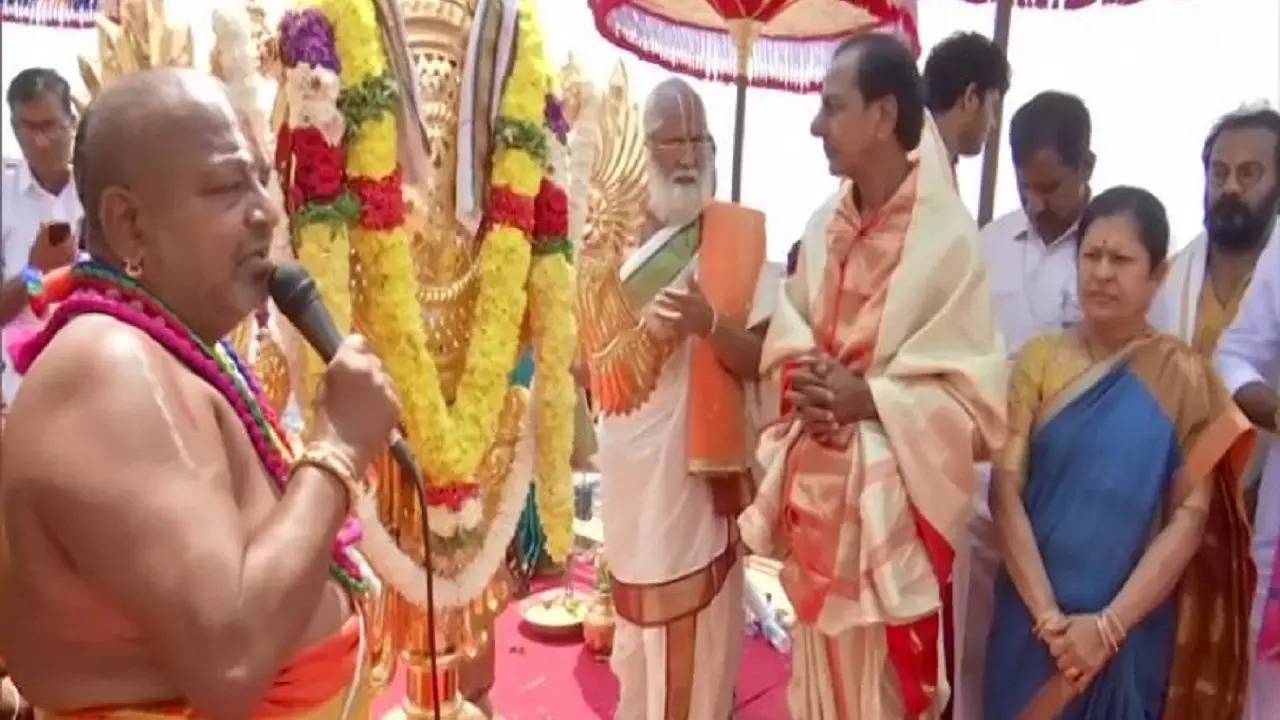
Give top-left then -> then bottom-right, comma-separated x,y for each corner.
984,333 -> 1253,720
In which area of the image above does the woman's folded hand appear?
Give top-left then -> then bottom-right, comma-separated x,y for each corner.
1048,614 -> 1115,689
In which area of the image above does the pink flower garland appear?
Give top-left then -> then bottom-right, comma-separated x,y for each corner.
14,266 -> 367,590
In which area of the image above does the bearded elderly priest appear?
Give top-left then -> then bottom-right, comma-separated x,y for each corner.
591,77 -> 781,720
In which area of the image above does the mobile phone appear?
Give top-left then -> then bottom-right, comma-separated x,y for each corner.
47,222 -> 71,246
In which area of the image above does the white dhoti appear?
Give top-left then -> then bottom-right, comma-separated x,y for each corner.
597,221 -> 777,720
611,551 -> 745,720
950,464 -> 999,720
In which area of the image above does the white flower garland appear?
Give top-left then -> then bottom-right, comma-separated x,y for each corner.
355,399 -> 536,609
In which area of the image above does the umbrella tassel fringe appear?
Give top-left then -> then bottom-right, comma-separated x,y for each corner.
605,4 -> 845,93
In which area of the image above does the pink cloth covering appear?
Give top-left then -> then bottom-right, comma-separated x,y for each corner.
4,320 -> 40,372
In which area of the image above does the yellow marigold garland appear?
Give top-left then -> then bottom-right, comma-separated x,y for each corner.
509,0 -> 576,563
529,253 -> 576,561
320,0 -> 540,485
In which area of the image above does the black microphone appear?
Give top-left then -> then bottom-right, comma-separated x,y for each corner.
268,261 -> 422,484
269,261 -> 444,720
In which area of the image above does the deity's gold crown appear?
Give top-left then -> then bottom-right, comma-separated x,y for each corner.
402,0 -> 479,44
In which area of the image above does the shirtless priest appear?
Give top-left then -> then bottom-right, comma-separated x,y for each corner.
592,78 -> 777,720
739,36 -> 1006,718
0,69 -> 399,718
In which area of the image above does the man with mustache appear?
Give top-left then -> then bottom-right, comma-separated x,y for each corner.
1,68 -> 81,414
0,69 -> 400,717
1207,106 -> 1280,720
980,91 -> 1091,352
1154,107 -> 1280,352
738,35 -> 1005,718
592,77 -> 778,719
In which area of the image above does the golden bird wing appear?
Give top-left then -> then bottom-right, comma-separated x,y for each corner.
78,0 -> 194,104
564,61 -> 667,416
586,62 -> 648,256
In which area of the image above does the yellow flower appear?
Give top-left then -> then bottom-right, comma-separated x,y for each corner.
529,252 -> 577,562
309,0 -> 570,492
347,111 -> 397,179
491,148 -> 544,197
295,221 -> 352,422
316,0 -> 384,87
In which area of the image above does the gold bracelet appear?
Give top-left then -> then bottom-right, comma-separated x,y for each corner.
1094,615 -> 1118,653
1102,607 -> 1126,644
290,442 -> 366,508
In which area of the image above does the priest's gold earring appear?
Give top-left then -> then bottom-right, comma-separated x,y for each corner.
124,255 -> 143,278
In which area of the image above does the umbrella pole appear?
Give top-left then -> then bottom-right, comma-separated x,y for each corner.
731,74 -> 747,202
977,0 -> 1014,226
726,19 -> 760,204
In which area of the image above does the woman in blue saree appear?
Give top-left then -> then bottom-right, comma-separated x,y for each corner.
985,187 -> 1255,719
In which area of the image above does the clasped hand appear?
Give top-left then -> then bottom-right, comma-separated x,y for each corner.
647,277 -> 714,340
786,354 -> 875,438
1042,613 -> 1115,693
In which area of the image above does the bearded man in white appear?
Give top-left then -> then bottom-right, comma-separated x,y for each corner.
591,78 -> 778,720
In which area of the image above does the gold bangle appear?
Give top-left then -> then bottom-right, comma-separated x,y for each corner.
290,442 -> 366,508
1103,607 -> 1126,643
1094,615 -> 1118,653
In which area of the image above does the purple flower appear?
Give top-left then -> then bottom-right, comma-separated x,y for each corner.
279,9 -> 340,74
545,94 -> 569,145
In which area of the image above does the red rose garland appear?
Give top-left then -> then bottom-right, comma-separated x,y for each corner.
532,177 -> 570,257
349,168 -> 406,230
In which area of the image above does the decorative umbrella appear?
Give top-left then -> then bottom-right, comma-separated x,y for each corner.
2,0 -> 101,27
589,0 -> 918,200
960,0 -> 1143,7
961,0 -> 1151,224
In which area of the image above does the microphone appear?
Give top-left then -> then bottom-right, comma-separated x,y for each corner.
268,261 -> 422,483
268,261 -> 444,720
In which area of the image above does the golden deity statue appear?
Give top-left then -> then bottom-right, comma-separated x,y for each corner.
400,0 -> 481,399
361,1 -> 523,717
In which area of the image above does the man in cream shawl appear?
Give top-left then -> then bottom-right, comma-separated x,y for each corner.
595,78 -> 780,720
739,36 -> 1006,719
1167,106 -> 1280,720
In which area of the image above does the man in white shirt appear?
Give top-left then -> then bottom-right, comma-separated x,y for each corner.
1,68 -> 81,408
1212,110 -> 1280,720
953,91 -> 1093,720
